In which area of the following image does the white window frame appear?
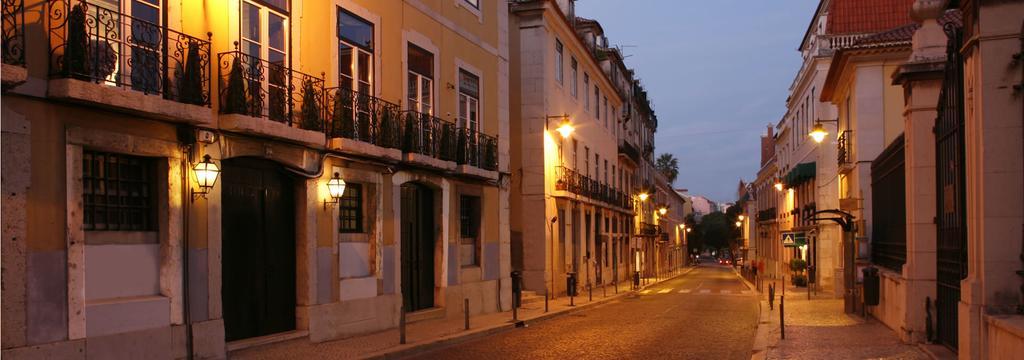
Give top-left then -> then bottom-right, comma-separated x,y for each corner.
457,67 -> 481,135
337,7 -> 374,94
241,0 -> 289,104
570,56 -> 578,98
554,39 -> 563,86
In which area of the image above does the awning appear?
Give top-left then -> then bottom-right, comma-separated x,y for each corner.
784,162 -> 816,187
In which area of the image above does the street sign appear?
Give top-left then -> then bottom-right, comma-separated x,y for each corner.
781,231 -> 806,247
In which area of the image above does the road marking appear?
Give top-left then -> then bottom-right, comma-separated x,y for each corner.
640,289 -> 652,294
658,288 -> 672,294
678,289 -> 691,294
699,289 -> 711,294
720,290 -> 731,294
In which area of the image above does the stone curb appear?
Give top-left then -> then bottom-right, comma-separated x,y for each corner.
359,267 -> 698,359
733,269 -> 774,360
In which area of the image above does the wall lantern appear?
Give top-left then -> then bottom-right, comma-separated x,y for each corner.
555,115 -> 574,139
774,179 -> 784,192
323,172 -> 347,210
735,221 -> 742,228
809,119 -> 838,144
658,207 -> 668,216
638,192 -> 649,202
192,154 -> 220,201
686,228 -> 692,233
738,214 -> 745,221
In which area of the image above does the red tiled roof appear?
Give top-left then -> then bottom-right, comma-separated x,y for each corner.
826,0 -> 915,35
850,10 -> 963,48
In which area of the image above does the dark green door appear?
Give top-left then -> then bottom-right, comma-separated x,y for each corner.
401,183 -> 435,312
221,158 -> 296,341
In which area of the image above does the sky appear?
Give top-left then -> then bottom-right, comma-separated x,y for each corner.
575,0 -> 819,203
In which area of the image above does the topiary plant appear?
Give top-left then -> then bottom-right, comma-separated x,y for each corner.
299,79 -> 322,131
63,4 -> 89,79
177,42 -> 205,105
790,258 -> 807,273
222,55 -> 248,115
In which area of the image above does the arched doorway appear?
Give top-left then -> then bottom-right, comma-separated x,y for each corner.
400,182 -> 436,312
221,158 -> 296,341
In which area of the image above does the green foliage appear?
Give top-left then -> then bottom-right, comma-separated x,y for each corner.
223,56 -> 248,115
655,153 -> 680,185
300,79 -> 322,131
792,274 -> 807,287
64,4 -> 89,79
331,90 -> 354,137
790,258 -> 807,272
177,42 -> 205,105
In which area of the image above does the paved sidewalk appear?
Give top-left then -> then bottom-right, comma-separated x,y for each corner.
231,267 -> 696,360
747,278 -> 927,360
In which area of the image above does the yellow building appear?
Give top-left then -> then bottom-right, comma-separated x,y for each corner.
2,0 -> 509,356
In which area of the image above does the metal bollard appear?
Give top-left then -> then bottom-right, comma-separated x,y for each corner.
780,295 -> 786,340
588,283 -> 593,302
544,289 -> 549,313
513,300 -> 518,322
464,298 -> 470,330
400,306 -> 407,344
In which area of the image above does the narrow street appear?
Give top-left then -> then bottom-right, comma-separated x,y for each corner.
411,264 -> 758,360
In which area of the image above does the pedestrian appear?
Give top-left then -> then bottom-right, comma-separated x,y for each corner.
768,283 -> 775,310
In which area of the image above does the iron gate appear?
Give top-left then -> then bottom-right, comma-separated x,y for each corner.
934,21 -> 967,350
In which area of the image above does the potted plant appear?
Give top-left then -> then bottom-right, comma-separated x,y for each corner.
790,258 -> 808,287
63,3 -> 89,79
299,79 -> 322,131
177,41 -> 205,105
331,89 -> 354,138
222,55 -> 248,115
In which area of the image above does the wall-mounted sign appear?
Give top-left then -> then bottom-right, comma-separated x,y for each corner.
782,231 -> 806,247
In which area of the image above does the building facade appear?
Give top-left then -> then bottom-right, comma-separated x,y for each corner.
1,0 -> 510,357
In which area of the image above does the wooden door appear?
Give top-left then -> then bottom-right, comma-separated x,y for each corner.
401,183 -> 435,312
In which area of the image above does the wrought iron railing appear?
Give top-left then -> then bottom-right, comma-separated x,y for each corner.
838,130 -> 852,165
756,207 -> 777,222
456,127 -> 498,171
639,222 -> 658,236
324,86 -> 401,149
3,0 -> 24,66
218,49 -> 324,131
48,0 -> 212,105
401,111 -> 456,161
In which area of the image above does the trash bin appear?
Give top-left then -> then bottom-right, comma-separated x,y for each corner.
566,272 -> 578,297
511,270 -> 522,308
862,267 -> 880,306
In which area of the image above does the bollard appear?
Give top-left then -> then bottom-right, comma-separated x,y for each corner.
464,298 -> 470,330
544,289 -> 549,313
399,306 -> 407,344
780,295 -> 785,340
512,300 -> 518,322
588,283 -> 593,302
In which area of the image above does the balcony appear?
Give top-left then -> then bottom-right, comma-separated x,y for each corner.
756,207 -> 777,222
618,139 -> 640,165
2,0 -> 26,89
838,130 -> 852,169
455,127 -> 498,179
324,86 -> 402,161
400,111 -> 457,170
554,166 -> 629,209
218,49 -> 325,147
47,0 -> 212,124
638,222 -> 658,236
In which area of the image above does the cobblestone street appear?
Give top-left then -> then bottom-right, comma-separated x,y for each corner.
411,264 -> 758,360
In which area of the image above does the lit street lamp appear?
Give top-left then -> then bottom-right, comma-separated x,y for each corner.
809,119 -> 838,144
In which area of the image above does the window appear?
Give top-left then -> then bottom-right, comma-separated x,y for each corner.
570,57 -> 578,98
603,96 -> 608,128
594,86 -> 600,119
583,73 -> 590,109
408,44 -> 433,114
460,195 -> 481,266
464,0 -> 479,8
242,0 -> 288,121
338,9 -> 373,94
82,151 -> 157,231
585,147 -> 590,177
554,40 -> 563,85
458,69 -> 480,134
572,139 -> 578,170
339,183 -> 363,233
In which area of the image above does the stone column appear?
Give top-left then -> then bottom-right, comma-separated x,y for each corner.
891,0 -> 949,344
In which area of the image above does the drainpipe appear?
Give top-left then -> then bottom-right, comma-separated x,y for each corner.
180,145 -> 194,360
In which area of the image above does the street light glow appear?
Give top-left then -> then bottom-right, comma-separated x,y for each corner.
658,207 -> 668,215
774,181 -> 784,191
738,214 -> 745,221
555,116 -> 574,138
638,192 -> 649,201
735,221 -> 742,228
809,122 -> 828,143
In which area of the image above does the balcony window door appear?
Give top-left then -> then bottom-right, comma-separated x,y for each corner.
241,0 -> 289,122
407,44 -> 433,115
458,70 -> 479,134
87,0 -> 161,92
337,9 -> 372,95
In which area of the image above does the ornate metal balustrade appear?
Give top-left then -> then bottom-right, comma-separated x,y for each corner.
324,86 -> 401,149
757,207 -> 777,222
456,127 -> 498,171
401,111 -> 456,161
48,0 -> 212,105
218,49 -> 324,131
639,222 -> 658,236
838,130 -> 852,166
3,0 -> 24,66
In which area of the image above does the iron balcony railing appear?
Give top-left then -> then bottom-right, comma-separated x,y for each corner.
401,110 -> 457,162
218,49 -> 325,131
555,166 -> 627,208
639,222 -> 658,236
838,130 -> 852,165
324,86 -> 402,149
456,127 -> 498,171
756,207 -> 777,222
3,0 -> 24,66
48,0 -> 212,105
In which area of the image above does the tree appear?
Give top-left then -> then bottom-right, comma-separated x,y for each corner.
655,153 -> 680,184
